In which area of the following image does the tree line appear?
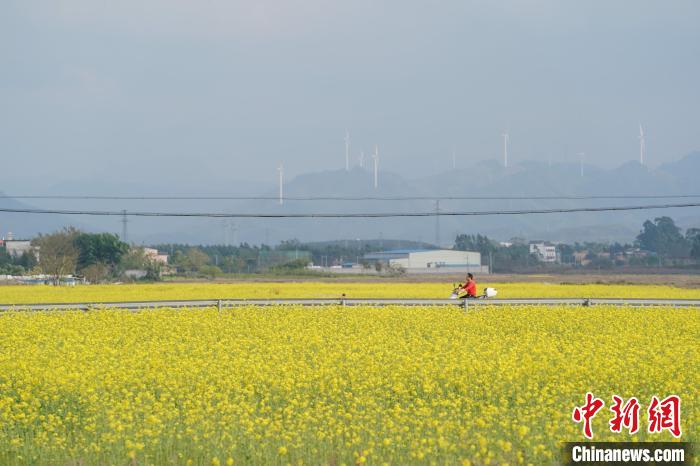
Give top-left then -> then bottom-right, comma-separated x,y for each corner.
1,228 -> 159,283
454,216 -> 700,272
3,215 -> 697,282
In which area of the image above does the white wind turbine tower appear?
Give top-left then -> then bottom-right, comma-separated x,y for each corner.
359,150 -> 365,168
639,124 -> 645,165
372,145 -> 379,189
578,152 -> 585,178
345,130 -> 351,171
502,132 -> 509,168
277,164 -> 284,205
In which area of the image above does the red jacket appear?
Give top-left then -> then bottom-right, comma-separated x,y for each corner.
465,280 -> 477,297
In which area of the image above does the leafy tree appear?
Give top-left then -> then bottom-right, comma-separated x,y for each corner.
168,248 -> 210,274
636,217 -> 689,259
32,228 -> 80,285
186,248 -> 210,272
588,255 -> 614,269
119,247 -> 151,270
74,233 -> 129,271
269,258 -> 310,272
0,263 -> 25,275
0,247 -> 12,267
117,247 -> 163,281
198,265 -> 223,279
16,251 -> 38,270
454,234 -> 498,263
687,228 -> 700,261
81,263 -> 110,283
557,244 -> 575,264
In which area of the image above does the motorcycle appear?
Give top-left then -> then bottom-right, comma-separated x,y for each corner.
449,284 -> 498,300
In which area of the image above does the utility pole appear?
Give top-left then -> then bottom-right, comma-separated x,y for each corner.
345,130 -> 350,171
434,200 -> 440,247
372,145 -> 379,189
223,219 -> 237,246
121,210 -> 128,243
278,164 -> 284,205
639,124 -> 645,165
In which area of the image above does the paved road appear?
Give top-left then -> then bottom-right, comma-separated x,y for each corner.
1,298 -> 700,311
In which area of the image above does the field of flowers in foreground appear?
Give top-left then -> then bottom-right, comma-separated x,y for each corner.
1,281 -> 700,304
0,305 -> 697,465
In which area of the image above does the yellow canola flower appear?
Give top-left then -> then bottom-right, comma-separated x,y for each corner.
0,303 -> 696,465
1,280 -> 699,304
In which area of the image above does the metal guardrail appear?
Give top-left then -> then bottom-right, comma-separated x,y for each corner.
1,298 -> 700,312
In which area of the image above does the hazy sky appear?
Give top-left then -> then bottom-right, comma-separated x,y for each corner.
2,0 -> 699,192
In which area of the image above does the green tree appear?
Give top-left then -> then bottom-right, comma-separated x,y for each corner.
119,247 -> 150,270
687,228 -> 700,261
117,247 -> 162,281
636,217 -> 689,259
186,248 -> 210,272
198,265 -> 223,279
454,234 -> 498,263
74,233 -> 129,271
557,244 -> 575,264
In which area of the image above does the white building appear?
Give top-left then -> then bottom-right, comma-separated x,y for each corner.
143,247 -> 169,265
529,242 -> 557,263
4,240 -> 34,258
365,249 -> 488,274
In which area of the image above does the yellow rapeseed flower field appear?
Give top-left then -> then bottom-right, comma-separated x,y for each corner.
1,281 -> 699,304
0,304 -> 697,465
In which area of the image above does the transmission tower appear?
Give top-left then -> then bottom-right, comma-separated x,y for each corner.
121,210 -> 128,243
435,200 -> 440,247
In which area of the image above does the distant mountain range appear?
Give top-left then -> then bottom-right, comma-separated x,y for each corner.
2,152 -> 699,245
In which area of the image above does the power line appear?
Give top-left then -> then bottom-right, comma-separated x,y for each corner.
0,202 -> 698,219
0,194 -> 699,201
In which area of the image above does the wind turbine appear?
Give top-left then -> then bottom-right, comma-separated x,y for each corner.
277,164 -> 284,205
372,145 -> 379,189
359,150 -> 365,169
639,124 -> 645,165
345,130 -> 350,171
502,132 -> 509,168
578,152 -> 585,178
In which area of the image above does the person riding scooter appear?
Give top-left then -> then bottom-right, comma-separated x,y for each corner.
458,273 -> 477,299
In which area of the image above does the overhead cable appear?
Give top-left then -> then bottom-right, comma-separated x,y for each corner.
0,202 -> 698,219
0,194 -> 699,201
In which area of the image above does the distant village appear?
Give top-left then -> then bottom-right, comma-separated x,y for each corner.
1,215 -> 697,285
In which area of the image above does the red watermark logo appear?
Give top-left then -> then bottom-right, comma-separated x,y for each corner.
572,393 -> 681,439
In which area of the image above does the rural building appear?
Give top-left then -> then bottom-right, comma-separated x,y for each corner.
364,249 -> 488,274
143,248 -> 169,265
529,241 -> 557,263
4,240 -> 34,258
573,251 -> 591,266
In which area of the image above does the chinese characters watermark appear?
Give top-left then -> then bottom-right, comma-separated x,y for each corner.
572,393 -> 681,439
